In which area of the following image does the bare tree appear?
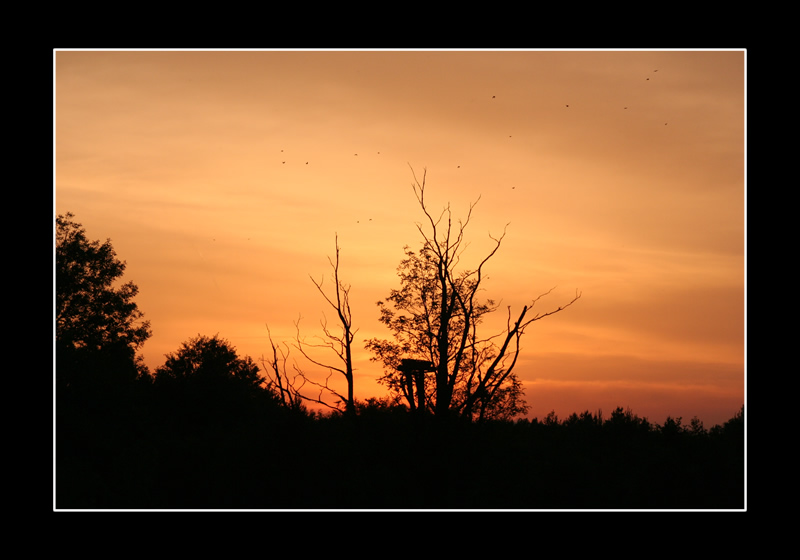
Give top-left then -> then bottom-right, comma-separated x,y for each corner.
264,235 -> 357,415
261,325 -> 305,411
366,166 -> 581,420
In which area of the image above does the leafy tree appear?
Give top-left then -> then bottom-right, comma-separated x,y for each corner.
688,415 -> 706,436
55,212 -> 151,387
709,405 -> 744,440
366,167 -> 580,420
56,213 -> 155,508
155,334 -> 263,389
658,415 -> 686,438
152,334 -> 279,430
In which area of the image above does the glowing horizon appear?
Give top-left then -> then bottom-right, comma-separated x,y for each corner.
54,49 -> 745,427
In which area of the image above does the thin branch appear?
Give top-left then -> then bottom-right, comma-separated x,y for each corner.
518,287 -> 583,330
293,317 -> 348,377
262,324 -> 305,410
289,365 -> 345,412
293,234 -> 357,413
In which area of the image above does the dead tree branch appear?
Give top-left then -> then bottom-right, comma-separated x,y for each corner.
293,234 -> 357,414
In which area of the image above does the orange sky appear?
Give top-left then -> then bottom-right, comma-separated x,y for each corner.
54,49 -> 745,427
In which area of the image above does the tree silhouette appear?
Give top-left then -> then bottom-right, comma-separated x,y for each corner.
262,325 -> 306,411
366,167 -> 581,420
56,213 -> 155,508
152,334 -> 279,433
55,212 -> 151,389
264,235 -> 358,415
155,334 -> 263,389
295,234 -> 357,413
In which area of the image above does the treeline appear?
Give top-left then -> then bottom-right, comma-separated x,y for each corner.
56,360 -> 744,509
55,210 -> 743,509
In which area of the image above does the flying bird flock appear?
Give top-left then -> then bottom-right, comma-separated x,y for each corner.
270,65 -> 670,225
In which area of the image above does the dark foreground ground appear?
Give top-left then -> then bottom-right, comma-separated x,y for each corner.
56,385 -> 744,510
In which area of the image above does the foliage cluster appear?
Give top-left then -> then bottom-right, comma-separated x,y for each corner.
56,212 -> 152,392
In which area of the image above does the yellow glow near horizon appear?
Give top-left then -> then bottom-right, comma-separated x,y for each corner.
55,49 -> 745,427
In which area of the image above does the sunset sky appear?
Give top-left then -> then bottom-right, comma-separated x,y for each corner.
54,49 -> 746,427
